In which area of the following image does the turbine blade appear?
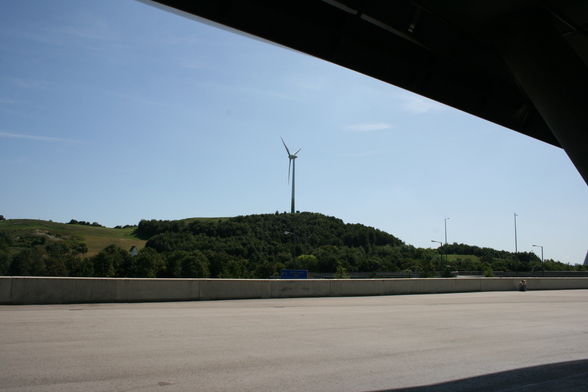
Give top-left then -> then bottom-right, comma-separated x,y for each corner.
294,147 -> 302,155
288,158 -> 291,184
280,137 -> 291,155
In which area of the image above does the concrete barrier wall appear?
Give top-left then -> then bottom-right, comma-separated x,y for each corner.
1,276 -> 588,305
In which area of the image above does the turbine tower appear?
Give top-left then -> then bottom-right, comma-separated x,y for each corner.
281,137 -> 302,213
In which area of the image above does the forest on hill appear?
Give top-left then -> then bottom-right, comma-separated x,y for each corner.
0,212 -> 585,278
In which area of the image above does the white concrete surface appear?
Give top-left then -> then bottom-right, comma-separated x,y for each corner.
1,290 -> 587,391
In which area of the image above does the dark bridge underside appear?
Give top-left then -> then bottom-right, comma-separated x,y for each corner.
149,0 -> 588,183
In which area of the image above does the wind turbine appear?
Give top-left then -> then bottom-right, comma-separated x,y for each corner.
281,137 -> 302,213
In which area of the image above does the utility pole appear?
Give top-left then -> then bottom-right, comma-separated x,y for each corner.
514,213 -> 518,253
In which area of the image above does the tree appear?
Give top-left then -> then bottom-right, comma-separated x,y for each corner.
358,256 -> 383,273
100,213 -> 578,278
162,251 -> 186,278
292,254 -> 317,271
180,251 -> 209,278
0,249 -> 11,275
45,254 -> 68,276
313,246 -> 343,272
134,248 -> 165,278
68,219 -> 103,227
335,264 -> 350,279
253,262 -> 275,278
66,257 -> 94,277
117,250 -> 137,277
44,242 -> 70,276
9,248 -> 46,276
483,265 -> 494,277
0,232 -> 11,252
419,258 -> 436,278
206,251 -> 232,278
218,257 -> 249,278
0,232 -> 12,275
71,242 -> 88,255
91,245 -> 129,277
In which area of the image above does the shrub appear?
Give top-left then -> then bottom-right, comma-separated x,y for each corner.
484,266 -> 494,277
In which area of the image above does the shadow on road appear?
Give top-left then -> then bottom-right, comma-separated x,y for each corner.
370,359 -> 588,392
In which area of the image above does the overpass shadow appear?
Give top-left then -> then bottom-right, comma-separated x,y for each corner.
369,359 -> 588,392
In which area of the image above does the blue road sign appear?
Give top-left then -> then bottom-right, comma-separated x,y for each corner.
280,269 -> 308,279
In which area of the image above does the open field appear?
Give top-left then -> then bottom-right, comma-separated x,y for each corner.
0,219 -> 145,256
1,290 -> 587,391
445,254 -> 480,262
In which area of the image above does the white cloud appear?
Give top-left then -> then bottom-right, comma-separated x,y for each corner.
344,122 -> 392,132
400,93 -> 447,114
0,131 -> 80,143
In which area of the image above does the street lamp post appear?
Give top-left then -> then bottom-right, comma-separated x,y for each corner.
444,218 -> 450,245
532,244 -> 544,263
431,240 -> 444,272
514,213 -> 518,253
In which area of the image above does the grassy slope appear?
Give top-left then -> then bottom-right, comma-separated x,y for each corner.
0,219 -> 146,257
445,254 -> 481,262
0,217 -> 484,262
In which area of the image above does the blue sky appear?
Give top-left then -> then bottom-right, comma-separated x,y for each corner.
1,0 -> 586,264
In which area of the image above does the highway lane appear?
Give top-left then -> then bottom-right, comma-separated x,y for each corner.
1,290 -> 587,391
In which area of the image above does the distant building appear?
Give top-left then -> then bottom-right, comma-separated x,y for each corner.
129,246 -> 138,257
584,250 -> 588,266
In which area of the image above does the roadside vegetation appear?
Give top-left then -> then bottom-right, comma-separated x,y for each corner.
0,213 -> 585,278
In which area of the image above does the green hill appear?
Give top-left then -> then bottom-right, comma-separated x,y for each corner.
134,212 -> 412,277
0,219 -> 145,256
0,213 -> 584,278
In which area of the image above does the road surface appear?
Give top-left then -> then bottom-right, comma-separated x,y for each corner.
1,290 -> 587,391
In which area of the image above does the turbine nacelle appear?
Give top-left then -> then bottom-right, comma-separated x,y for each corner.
281,137 -> 301,184
281,137 -> 301,158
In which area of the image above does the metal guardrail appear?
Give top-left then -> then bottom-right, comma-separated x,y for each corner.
455,271 -> 588,277
309,271 -> 588,279
309,272 -> 423,279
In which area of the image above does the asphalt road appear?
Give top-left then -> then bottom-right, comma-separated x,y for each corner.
1,290 -> 587,392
